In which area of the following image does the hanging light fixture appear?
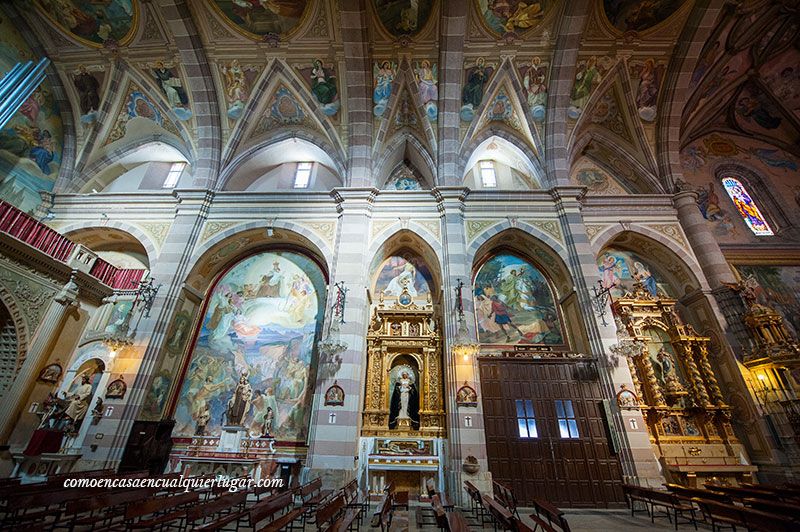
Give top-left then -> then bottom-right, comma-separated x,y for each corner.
451,279 -> 479,362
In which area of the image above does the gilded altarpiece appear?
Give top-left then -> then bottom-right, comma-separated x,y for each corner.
362,291 -> 445,437
612,288 -> 756,486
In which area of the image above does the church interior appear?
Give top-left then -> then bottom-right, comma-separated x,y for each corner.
0,0 -> 799,530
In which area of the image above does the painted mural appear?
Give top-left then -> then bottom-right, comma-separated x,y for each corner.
221,60 -> 259,120
413,60 -> 438,121
597,249 -> 672,299
0,16 -> 63,213
298,59 -> 340,117
570,165 -> 626,195
374,0 -> 435,37
460,58 -> 494,122
210,1 -> 309,39
373,61 -> 398,118
519,57 -> 548,122
106,84 -> 181,145
734,265 -> 800,338
603,0 -> 687,32
474,253 -> 563,345
680,133 -> 799,243
568,56 -> 611,120
173,251 -> 325,442
34,0 -> 136,47
374,253 -> 433,299
476,0 -> 549,36
760,48 -> 800,122
630,59 -> 664,122
152,63 -> 192,121
73,65 -> 104,124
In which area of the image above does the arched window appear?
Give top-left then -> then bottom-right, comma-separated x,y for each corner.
721,176 -> 774,236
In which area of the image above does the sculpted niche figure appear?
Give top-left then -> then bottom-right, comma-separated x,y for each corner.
225,373 -> 252,426
389,371 -> 420,430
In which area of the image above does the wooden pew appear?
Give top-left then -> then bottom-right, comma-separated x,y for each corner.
493,481 -> 519,520
186,491 -> 248,530
117,490 -> 199,530
250,490 -> 304,532
316,493 -> 345,531
482,493 -> 515,531
530,498 -> 570,532
299,477 -> 333,524
693,498 -> 795,532
341,479 -> 368,526
370,490 -> 393,532
743,497 -> 800,522
58,487 -> 156,531
463,481 -> 490,526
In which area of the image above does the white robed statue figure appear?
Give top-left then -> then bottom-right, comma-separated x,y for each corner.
64,374 -> 93,423
389,367 -> 420,430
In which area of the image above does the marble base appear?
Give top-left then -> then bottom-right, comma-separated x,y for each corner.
218,426 -> 247,453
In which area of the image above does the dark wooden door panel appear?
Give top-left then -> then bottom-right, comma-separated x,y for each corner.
479,359 -> 625,508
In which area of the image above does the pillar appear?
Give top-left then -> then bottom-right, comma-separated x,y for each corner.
0,275 -> 79,445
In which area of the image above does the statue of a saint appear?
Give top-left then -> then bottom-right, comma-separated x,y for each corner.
261,407 -> 274,438
225,373 -> 252,426
64,375 -> 93,424
389,371 -> 420,430
195,402 -> 210,435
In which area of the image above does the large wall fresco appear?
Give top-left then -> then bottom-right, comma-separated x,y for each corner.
734,265 -> 800,338
0,16 -> 64,213
602,0 -> 688,32
209,1 -> 309,40
173,251 -> 325,442
373,0 -> 435,38
473,253 -> 563,345
33,0 -> 137,47
597,248 -> 673,299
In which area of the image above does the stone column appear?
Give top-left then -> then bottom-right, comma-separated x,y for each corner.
672,191 -> 736,287
0,275 -> 79,445
553,187 -> 664,487
436,187 -> 490,503
304,190 -> 373,488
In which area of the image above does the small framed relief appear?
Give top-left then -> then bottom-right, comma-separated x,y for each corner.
324,380 -> 344,406
38,362 -> 63,383
106,376 -> 127,399
616,384 -> 639,409
456,382 -> 478,407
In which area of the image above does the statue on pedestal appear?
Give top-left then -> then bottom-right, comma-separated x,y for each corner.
64,375 -> 93,426
389,371 -> 419,430
225,373 -> 252,426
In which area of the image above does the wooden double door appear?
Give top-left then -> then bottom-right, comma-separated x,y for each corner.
479,358 -> 625,508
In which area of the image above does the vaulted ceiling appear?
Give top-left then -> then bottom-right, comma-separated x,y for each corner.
0,0 -> 796,199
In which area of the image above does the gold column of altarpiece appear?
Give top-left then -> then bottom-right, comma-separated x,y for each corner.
612,288 -> 737,446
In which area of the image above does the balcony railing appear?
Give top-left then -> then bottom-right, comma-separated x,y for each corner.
0,200 -> 147,290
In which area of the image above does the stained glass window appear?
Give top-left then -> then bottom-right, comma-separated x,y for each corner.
721,177 -> 774,236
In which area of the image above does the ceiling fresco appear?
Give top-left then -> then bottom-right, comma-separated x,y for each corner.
208,0 -> 310,40
373,0 -> 436,38
602,0 -> 689,33
33,0 -> 138,47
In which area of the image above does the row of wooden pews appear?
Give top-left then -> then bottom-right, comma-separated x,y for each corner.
623,481 -> 800,531
463,480 -> 569,532
0,469 -> 371,531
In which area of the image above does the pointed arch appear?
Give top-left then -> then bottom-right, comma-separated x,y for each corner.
367,228 -> 443,299
373,134 -> 436,189
459,130 -> 544,189
219,59 -> 346,177
217,131 -> 345,191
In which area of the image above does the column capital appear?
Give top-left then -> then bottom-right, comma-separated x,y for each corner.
672,189 -> 699,208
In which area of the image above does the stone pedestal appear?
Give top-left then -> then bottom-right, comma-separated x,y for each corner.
218,426 -> 247,453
